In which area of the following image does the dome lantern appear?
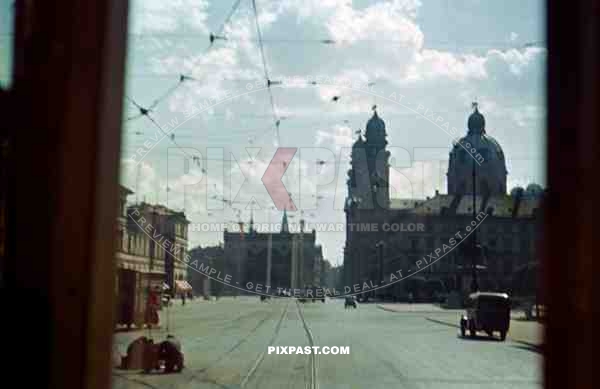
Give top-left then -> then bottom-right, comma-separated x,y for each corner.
468,102 -> 486,135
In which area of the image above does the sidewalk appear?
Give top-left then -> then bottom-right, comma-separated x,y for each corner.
423,314 -> 543,347
378,303 -> 461,313
378,303 -> 543,347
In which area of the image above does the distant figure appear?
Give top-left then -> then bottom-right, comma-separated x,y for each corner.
408,292 -> 414,305
145,289 -> 160,327
181,293 -> 186,306
160,334 -> 184,372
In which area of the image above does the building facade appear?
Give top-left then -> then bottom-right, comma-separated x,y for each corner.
224,212 -> 323,294
344,107 -> 543,301
114,188 -> 190,327
187,244 -> 224,298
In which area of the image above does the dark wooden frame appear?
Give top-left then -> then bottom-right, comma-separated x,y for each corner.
545,1 -> 598,388
3,0 -> 128,388
1,0 -> 598,388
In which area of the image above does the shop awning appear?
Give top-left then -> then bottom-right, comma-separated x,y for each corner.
175,280 -> 193,292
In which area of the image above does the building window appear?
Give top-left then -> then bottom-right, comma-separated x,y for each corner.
426,237 -> 434,250
503,237 -> 512,252
410,239 -> 418,251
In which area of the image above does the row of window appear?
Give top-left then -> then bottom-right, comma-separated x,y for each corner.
386,254 -> 516,275
428,221 -> 536,234
403,236 -> 534,254
116,229 -> 186,261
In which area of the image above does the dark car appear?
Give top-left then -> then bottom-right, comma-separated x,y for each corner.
460,292 -> 510,340
344,296 -> 357,309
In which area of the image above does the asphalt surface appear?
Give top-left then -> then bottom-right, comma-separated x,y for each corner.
112,297 -> 541,389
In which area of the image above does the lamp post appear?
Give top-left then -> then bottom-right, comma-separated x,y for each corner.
470,123 -> 480,294
376,240 -> 384,299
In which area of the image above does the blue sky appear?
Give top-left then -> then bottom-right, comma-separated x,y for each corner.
0,0 -> 14,89
121,0 -> 546,265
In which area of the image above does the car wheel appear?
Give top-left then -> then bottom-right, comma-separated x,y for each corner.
469,322 -> 476,337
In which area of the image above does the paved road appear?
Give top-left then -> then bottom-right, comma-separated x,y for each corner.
112,297 -> 541,389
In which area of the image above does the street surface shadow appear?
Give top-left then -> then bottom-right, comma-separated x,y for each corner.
457,334 -> 503,342
512,342 -> 543,354
514,316 -> 544,323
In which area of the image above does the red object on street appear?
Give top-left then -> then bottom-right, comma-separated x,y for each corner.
146,291 -> 160,325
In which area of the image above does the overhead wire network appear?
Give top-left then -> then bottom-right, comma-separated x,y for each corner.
124,0 -> 245,162
250,0 -> 281,146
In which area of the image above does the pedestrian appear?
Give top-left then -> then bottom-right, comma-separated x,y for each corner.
145,288 -> 160,328
408,292 -> 414,305
181,293 -> 186,306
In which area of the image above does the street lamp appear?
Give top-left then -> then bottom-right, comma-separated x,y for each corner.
471,134 -> 480,293
375,240 -> 385,298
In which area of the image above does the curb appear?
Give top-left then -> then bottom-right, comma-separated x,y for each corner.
424,316 -> 543,347
377,304 -> 460,314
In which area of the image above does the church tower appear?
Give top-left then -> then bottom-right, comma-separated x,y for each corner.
346,106 -> 390,209
281,209 -> 289,233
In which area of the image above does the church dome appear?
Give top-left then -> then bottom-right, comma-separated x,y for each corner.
447,104 -> 508,196
525,183 -> 544,196
510,186 -> 525,197
451,132 -> 506,163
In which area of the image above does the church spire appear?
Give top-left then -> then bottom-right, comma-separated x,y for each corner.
281,209 -> 289,233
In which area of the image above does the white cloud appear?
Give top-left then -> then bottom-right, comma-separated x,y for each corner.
406,50 -> 488,81
120,159 -> 160,202
130,0 -> 210,34
486,47 -> 546,76
315,124 -> 354,154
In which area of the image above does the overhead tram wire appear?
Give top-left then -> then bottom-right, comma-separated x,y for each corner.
124,38 -> 545,79
123,0 -> 247,163
124,33 -> 545,49
250,0 -> 282,146
124,0 -> 244,121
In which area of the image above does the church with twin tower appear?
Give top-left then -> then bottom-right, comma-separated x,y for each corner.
344,105 -> 543,300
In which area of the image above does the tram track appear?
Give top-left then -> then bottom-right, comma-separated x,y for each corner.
239,300 -> 290,387
296,301 -> 318,389
182,300 -> 291,387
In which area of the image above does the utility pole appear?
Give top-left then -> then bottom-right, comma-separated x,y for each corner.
470,103 -> 480,293
266,232 -> 272,288
376,241 -> 384,299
